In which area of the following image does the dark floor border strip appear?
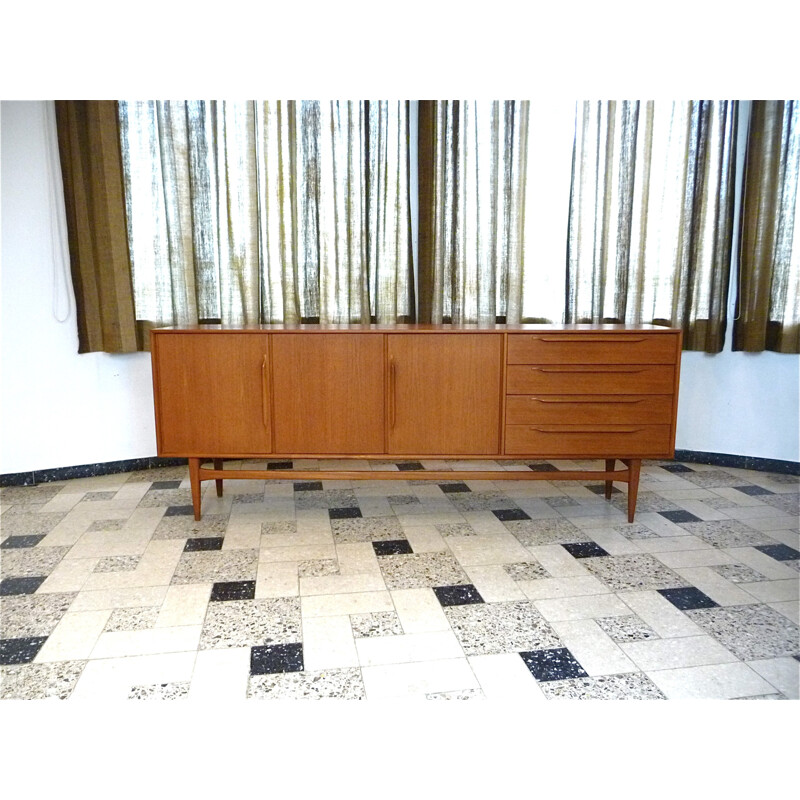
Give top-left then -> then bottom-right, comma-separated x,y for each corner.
673,450 -> 799,476
1,451 -> 797,487
0,457 -> 188,487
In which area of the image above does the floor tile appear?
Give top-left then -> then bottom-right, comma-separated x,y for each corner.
520,647 -> 588,682
250,642 -> 304,674
646,662 -> 778,699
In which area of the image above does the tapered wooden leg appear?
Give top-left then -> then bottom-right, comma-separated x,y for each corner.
604,459 -> 615,500
189,457 -> 202,521
214,459 -> 224,497
624,459 -> 641,523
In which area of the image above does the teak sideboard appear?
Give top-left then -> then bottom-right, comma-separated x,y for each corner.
149,324 -> 683,522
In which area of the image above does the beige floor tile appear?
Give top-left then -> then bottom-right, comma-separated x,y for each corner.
189,647 -> 250,700
155,583 -> 213,627
533,593 -> 632,622
652,547 -> 736,567
526,545 -> 592,577
301,615 -> 359,670
301,590 -> 394,618
34,610 -> 112,662
255,561 -> 300,598
222,525 -> 262,550
68,584 -> 170,612
549,618 -> 639,676
299,572 -> 387,596
91,624 -> 203,659
619,590 -> 706,638
356,629 -> 465,667
446,534 -> 532,566
463,564 -> 527,602
671,566 -> 761,606
745,656 -> 800,699
738,578 -> 799,604
769,600 -> 799,624
361,657 -> 480,699
390,587 -> 451,633
467,653 -> 546,700
722,547 -> 798,580
402,526 -> 449,553
260,543 -> 337,563
646,662 -> 777,699
70,651 -> 197,700
37,557 -> 99,593
620,635 -> 738,671
334,542 -> 382,576
66,529 -> 154,559
518,575 -> 611,601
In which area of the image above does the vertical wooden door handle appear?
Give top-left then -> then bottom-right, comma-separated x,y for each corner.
262,354 -> 269,428
389,357 -> 396,428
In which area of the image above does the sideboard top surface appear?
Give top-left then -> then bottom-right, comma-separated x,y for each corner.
151,323 -> 682,335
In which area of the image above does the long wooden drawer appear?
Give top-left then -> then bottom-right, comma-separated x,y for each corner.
507,333 -> 678,364
505,424 -> 673,457
506,364 -> 675,395
505,394 -> 674,425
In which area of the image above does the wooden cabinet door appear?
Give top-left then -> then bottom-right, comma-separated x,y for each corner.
271,333 -> 384,454
152,333 -> 271,456
387,334 -> 503,455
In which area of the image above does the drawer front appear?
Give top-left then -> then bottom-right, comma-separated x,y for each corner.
505,394 -> 674,425
506,364 -> 675,395
505,424 -> 673,457
507,333 -> 678,364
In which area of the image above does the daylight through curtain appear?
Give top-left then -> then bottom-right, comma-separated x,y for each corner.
567,100 -> 738,352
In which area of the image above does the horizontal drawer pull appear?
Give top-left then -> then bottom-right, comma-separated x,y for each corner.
530,397 -> 644,404
529,336 -> 646,343
529,426 -> 643,433
530,367 -> 645,373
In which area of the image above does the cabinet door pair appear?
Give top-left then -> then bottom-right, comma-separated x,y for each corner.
153,333 -> 503,458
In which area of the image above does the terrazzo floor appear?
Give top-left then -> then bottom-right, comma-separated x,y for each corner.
1,458 -> 798,701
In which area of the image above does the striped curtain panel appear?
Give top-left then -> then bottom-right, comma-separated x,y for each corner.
567,100 -> 738,352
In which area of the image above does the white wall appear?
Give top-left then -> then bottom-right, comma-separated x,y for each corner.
1,100 -> 798,475
1,101 -> 158,474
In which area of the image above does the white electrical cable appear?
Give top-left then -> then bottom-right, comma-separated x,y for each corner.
43,101 -> 73,323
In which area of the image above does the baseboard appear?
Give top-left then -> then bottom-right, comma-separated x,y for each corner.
2,450 -> 798,487
0,457 -> 188,487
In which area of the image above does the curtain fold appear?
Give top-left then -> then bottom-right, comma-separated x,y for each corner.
417,100 -> 529,324
116,100 -> 413,341
54,101 -> 139,353
734,100 -> 800,353
567,100 -> 737,352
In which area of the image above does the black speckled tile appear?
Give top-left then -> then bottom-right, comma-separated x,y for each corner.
439,482 -> 471,493
562,542 -> 610,559
733,484 -> 774,496
527,463 -> 557,472
294,481 -> 324,492
164,505 -> 196,517
0,576 -> 47,596
328,507 -> 362,519
209,580 -> 256,602
660,463 -> 695,473
520,647 -> 588,682
0,636 -> 48,665
587,484 -> 622,496
433,583 -> 484,607
250,642 -> 304,674
184,537 -> 225,552
755,543 -> 800,562
659,509 -> 703,524
373,539 -> 413,556
492,508 -> 531,522
0,535 -> 46,549
657,586 -> 720,610
266,461 -> 293,470
396,462 -> 425,471
150,480 -> 183,490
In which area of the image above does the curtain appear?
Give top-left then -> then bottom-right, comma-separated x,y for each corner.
417,100 -> 529,324
117,100 -> 412,346
567,101 -> 738,352
734,101 -> 800,353
54,101 -> 139,353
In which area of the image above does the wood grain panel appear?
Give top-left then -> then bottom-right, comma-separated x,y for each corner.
506,364 -> 676,395
507,333 -> 679,364
271,333 -> 384,454
152,333 -> 271,456
505,424 -> 672,457
387,333 -> 503,455
505,394 -> 674,425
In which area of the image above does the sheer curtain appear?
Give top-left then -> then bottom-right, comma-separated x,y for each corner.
567,100 -> 738,352
734,100 -> 800,353
417,101 -> 529,324
119,100 -> 413,340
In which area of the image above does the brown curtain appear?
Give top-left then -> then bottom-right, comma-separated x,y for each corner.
54,101 -> 139,353
734,101 -> 800,353
567,101 -> 738,352
417,100 -> 529,324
